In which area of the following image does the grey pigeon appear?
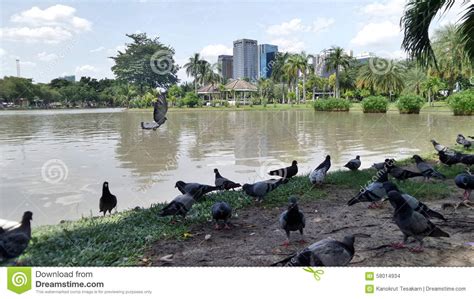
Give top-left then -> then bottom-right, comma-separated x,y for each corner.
214,169 -> 241,190
454,173 -> 474,209
387,190 -> 449,252
99,181 -> 117,216
344,155 -> 361,171
211,201 -> 232,230
431,139 -> 452,154
279,196 -> 305,246
268,160 -> 298,179
175,181 -> 218,200
159,193 -> 196,217
309,155 -> 331,187
347,168 -> 388,208
412,155 -> 446,180
385,163 -> 424,180
0,211 -> 32,261
437,150 -> 462,166
141,94 -> 168,130
242,178 -> 286,202
456,134 -> 472,149
372,158 -> 395,170
382,182 -> 446,221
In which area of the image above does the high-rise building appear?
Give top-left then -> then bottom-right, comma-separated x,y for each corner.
218,55 -> 233,81
312,49 -> 354,78
258,44 -> 278,79
233,39 -> 258,81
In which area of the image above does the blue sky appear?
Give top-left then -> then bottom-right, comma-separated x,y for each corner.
0,0 -> 467,83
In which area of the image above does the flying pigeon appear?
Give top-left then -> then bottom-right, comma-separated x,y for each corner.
174,181 -> 218,200
347,168 -> 388,208
141,94 -> 168,130
412,155 -> 446,180
214,169 -> 241,190
279,196 -> 306,246
242,178 -> 286,202
211,201 -> 232,230
0,211 -> 32,261
344,155 -> 361,171
309,155 -> 331,187
159,193 -> 196,217
456,134 -> 472,149
385,163 -> 424,180
275,235 -> 361,266
454,173 -> 474,209
437,150 -> 462,166
382,182 -> 446,221
268,160 -> 298,179
99,181 -> 117,216
387,190 -> 449,252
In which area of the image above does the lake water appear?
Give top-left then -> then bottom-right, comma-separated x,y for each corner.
0,108 -> 472,225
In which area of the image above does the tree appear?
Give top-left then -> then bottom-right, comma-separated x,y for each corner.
110,33 -> 178,94
422,76 -> 445,106
184,53 -> 202,93
324,46 -> 352,98
404,66 -> 427,95
401,0 -> 473,66
357,59 -> 405,97
0,76 -> 37,102
271,52 -> 290,103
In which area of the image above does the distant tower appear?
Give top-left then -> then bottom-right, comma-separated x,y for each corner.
16,59 -> 21,77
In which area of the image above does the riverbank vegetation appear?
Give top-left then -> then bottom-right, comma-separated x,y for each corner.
396,94 -> 425,114
313,97 -> 351,111
14,152 -> 466,266
361,96 -> 389,113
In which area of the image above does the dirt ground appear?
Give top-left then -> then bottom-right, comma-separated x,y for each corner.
144,186 -> 474,267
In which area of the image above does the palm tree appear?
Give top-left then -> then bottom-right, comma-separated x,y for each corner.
401,0 -> 473,66
324,46 -> 352,98
357,60 -> 405,97
422,76 -> 445,106
284,54 -> 301,101
271,52 -> 290,103
183,53 -> 202,93
404,67 -> 427,95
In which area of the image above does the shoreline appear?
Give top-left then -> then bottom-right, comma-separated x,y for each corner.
12,151 -> 470,266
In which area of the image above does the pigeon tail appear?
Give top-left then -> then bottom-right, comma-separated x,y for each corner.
429,226 -> 450,238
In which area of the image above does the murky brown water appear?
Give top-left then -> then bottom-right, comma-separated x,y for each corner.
0,108 -> 472,225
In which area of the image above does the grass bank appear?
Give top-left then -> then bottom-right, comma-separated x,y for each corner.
13,150 -> 468,266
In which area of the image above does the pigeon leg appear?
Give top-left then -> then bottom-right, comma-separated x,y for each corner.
391,242 -> 406,249
224,221 -> 231,230
298,229 -> 306,244
368,202 -> 383,209
281,231 -> 291,247
281,240 -> 290,247
214,223 -> 221,230
409,240 -> 424,253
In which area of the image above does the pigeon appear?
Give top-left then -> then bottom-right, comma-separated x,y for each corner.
309,155 -> 331,187
344,155 -> 361,171
412,155 -> 446,180
454,173 -> 474,209
387,190 -> 449,252
437,150 -> 462,166
141,94 -> 168,130
431,139 -> 451,153
242,178 -> 287,202
0,211 -> 32,261
279,196 -> 305,246
347,168 -> 388,208
159,193 -> 196,217
99,181 -> 117,216
385,163 -> 424,180
211,201 -> 232,230
456,134 -> 472,149
268,160 -> 298,179
214,169 -> 241,190
174,181 -> 218,200
460,153 -> 474,168
372,158 -> 395,170
275,235 -> 360,266
382,182 -> 446,221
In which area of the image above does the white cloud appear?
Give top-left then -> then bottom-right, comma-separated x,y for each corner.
350,21 -> 400,47
90,46 -> 105,53
266,18 -> 309,35
106,45 -> 126,56
37,52 -> 58,61
199,44 -> 232,62
0,48 -> 6,57
75,64 -> 99,75
0,26 -> 73,43
361,0 -> 405,19
20,61 -> 36,67
311,17 -> 335,33
270,38 -> 305,53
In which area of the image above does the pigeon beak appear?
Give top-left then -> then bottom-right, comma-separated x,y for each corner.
381,197 -> 387,202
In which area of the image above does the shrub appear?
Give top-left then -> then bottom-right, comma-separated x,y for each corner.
183,92 -> 199,108
447,89 -> 474,115
396,94 -> 425,114
361,96 -> 389,113
313,97 -> 351,111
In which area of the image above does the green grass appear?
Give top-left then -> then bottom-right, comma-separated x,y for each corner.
14,153 -> 467,266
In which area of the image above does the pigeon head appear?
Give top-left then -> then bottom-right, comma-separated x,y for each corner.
292,160 -> 297,166
342,235 -> 355,247
22,211 -> 33,222
458,134 -> 464,138
430,139 -> 438,145
412,155 -> 423,163
387,190 -> 408,211
326,155 -> 331,160
356,155 -> 360,160
382,182 -> 399,193
288,196 -> 299,209
241,184 -> 251,192
213,168 -> 219,174
175,181 -> 185,188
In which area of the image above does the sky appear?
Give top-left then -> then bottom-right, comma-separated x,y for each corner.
0,0 -> 469,83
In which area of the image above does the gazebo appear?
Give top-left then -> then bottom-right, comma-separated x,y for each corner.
197,83 -> 221,102
224,79 -> 258,104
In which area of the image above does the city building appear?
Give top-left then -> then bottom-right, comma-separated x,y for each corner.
232,39 -> 258,81
354,52 -> 376,64
258,44 -> 278,79
312,49 -> 354,78
218,55 -> 233,81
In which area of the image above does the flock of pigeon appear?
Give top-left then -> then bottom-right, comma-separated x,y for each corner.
1,95 -> 473,266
